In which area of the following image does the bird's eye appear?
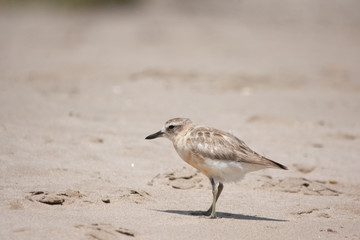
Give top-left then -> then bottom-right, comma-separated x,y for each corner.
168,125 -> 175,130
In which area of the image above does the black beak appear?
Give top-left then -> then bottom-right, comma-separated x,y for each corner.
145,130 -> 164,140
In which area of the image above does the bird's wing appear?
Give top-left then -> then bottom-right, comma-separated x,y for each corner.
188,127 -> 286,169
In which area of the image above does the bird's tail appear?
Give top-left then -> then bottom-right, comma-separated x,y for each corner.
266,158 -> 288,170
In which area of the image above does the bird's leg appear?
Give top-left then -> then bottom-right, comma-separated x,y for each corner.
205,180 -> 223,217
204,177 -> 223,218
216,182 -> 224,202
209,177 -> 217,218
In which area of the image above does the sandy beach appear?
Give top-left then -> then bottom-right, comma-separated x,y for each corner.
1,1 -> 360,239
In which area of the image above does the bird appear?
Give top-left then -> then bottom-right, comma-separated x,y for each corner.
145,118 -> 287,218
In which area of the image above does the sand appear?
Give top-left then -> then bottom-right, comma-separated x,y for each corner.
1,1 -> 360,239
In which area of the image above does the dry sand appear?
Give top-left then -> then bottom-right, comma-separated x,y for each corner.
1,1 -> 360,239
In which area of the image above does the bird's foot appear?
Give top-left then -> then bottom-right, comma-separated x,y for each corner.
204,207 -> 217,218
209,213 -> 217,219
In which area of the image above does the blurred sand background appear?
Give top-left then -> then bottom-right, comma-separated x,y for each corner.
0,0 -> 360,239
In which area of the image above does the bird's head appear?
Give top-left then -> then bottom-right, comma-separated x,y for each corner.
145,118 -> 193,142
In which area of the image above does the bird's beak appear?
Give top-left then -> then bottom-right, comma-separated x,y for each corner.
145,130 -> 164,140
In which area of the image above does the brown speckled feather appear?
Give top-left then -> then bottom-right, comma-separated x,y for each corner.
188,127 -> 287,169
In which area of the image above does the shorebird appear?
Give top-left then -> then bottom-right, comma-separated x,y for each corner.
145,118 -> 287,218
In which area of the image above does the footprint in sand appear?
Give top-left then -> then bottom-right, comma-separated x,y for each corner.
27,188 -> 152,205
115,188 -> 152,204
148,167 -> 207,190
75,223 -> 135,239
27,190 -> 84,205
261,177 -> 341,196
292,207 -> 331,218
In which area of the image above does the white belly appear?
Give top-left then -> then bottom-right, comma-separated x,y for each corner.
199,158 -> 266,183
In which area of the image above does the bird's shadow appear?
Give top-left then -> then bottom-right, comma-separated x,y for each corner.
156,209 -> 288,222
